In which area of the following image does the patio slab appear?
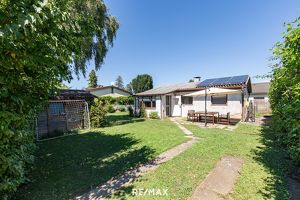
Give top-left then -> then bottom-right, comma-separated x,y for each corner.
189,156 -> 243,200
172,117 -> 239,131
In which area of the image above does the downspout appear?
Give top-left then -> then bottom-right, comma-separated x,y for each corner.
241,85 -> 245,121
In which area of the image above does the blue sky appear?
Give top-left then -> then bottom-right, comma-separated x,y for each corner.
66,0 -> 300,89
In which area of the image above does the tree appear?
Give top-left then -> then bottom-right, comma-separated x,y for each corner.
0,0 -> 118,197
269,17 -> 300,165
88,70 -> 98,88
130,74 -> 153,94
126,83 -> 133,93
57,82 -> 70,90
115,75 -> 124,89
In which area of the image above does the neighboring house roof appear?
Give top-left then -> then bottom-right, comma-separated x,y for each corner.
136,82 -> 200,96
136,75 -> 251,96
87,85 -> 132,95
251,82 -> 270,94
52,89 -> 95,100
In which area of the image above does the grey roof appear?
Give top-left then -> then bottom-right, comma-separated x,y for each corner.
136,82 -> 199,96
251,82 -> 270,94
136,75 -> 251,96
197,75 -> 250,87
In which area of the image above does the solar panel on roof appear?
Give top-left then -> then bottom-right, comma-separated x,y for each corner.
197,75 -> 249,87
197,79 -> 213,87
211,77 -> 232,85
228,75 -> 248,84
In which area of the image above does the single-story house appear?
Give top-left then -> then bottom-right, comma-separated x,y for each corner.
249,82 -> 271,113
249,82 -> 270,101
134,75 -> 252,119
87,85 -> 132,97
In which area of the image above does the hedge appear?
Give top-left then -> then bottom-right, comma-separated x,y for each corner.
269,17 -> 300,165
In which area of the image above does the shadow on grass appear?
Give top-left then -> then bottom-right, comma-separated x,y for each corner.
15,131 -> 155,200
253,116 -> 290,199
105,113 -> 145,127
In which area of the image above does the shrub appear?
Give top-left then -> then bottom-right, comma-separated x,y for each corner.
116,96 -> 134,105
114,105 -> 126,112
149,112 -> 159,119
107,104 -> 116,113
119,107 -> 126,112
0,129 -> 36,199
269,18 -> 300,165
98,96 -> 117,105
127,106 -> 134,117
139,103 -> 147,118
90,98 -> 108,128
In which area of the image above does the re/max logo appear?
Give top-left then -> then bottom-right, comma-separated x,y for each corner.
132,188 -> 169,196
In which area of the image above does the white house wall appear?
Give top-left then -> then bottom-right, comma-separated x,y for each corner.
140,96 -> 163,118
137,92 -> 244,118
249,94 -> 269,101
91,87 -> 130,97
172,95 -> 182,116
175,92 -> 243,118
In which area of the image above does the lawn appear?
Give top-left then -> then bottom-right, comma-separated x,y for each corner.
110,123 -> 290,200
15,112 -> 187,200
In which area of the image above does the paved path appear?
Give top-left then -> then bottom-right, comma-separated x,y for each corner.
189,156 -> 243,200
74,119 -> 199,200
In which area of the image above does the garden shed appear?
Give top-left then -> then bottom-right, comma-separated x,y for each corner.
36,100 -> 90,139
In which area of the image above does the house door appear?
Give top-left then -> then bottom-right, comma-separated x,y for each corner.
166,95 -> 172,116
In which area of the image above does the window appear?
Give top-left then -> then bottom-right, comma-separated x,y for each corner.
211,95 -> 227,105
142,100 -> 156,108
181,96 -> 193,105
49,103 -> 65,115
254,97 -> 264,100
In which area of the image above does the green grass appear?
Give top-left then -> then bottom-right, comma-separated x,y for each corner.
16,112 -> 187,200
110,123 -> 290,200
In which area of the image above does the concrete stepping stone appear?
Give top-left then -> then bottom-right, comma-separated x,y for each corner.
189,156 -> 243,200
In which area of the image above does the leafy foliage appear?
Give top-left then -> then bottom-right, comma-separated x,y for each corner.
98,96 -> 117,105
127,106 -> 134,117
107,104 -> 116,113
0,0 -> 118,197
98,96 -> 133,105
149,112 -> 159,119
115,75 -> 124,89
129,74 -> 153,94
88,70 -> 98,88
269,17 -> 300,165
126,83 -> 133,93
139,103 -> 147,118
116,96 -> 134,105
90,98 -> 108,128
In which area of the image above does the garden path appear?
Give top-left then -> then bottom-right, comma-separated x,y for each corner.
74,119 -> 199,200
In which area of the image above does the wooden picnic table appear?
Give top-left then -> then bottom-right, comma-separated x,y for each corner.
194,111 -> 219,124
